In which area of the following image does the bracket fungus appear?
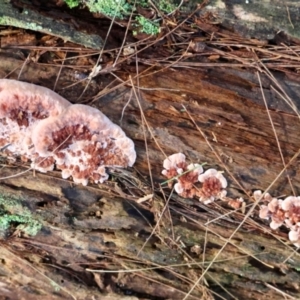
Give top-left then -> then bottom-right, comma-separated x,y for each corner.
257,191 -> 300,247
162,152 -> 187,177
162,153 -> 300,248
0,79 -> 71,171
162,153 -> 227,203
198,168 -> 227,203
0,79 -> 136,184
162,153 -> 204,198
32,104 -> 136,185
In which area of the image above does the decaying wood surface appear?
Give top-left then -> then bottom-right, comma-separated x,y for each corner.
203,0 -> 300,40
0,1 -> 103,49
1,46 -> 300,299
1,1 -> 300,299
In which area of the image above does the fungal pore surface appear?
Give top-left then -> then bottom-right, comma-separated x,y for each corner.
257,191 -> 300,247
32,104 -> 136,185
0,79 -> 136,184
162,153 -> 227,203
161,153 -> 246,210
0,79 -> 71,171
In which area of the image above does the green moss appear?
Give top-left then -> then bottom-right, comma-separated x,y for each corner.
0,194 -> 42,236
154,0 -> 177,14
0,214 -> 42,236
85,0 -> 132,18
64,0 -> 80,9
134,16 -> 160,35
64,0 -> 131,17
63,0 -> 167,34
138,0 -> 149,8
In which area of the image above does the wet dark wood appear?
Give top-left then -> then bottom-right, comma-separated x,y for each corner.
1,168 -> 300,300
1,50 -> 300,299
97,67 -> 300,196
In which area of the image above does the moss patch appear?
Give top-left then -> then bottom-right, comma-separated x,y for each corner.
64,0 -> 178,35
0,193 -> 42,236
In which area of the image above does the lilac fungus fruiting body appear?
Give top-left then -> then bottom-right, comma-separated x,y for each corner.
257,190 -> 300,247
32,104 -> 136,185
162,152 -> 186,174
198,168 -> 227,189
0,79 -> 136,185
162,153 -> 227,203
0,79 -> 71,166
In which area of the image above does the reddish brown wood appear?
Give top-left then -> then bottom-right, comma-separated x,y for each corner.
1,51 -> 300,299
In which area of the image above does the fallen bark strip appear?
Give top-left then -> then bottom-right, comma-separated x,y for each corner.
0,1 -> 103,49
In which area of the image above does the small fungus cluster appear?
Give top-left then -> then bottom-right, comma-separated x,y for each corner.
161,153 -> 300,248
257,190 -> 300,247
162,153 -> 228,204
0,79 -> 136,185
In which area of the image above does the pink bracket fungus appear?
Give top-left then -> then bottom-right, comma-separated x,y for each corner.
288,227 -> 300,248
162,153 -> 228,203
162,153 -> 204,198
259,198 -> 285,230
174,163 -> 204,198
162,152 -> 187,179
31,104 -> 136,186
257,191 -> 300,247
225,197 -> 245,210
0,79 -> 136,185
0,79 -> 71,171
198,168 -> 227,204
256,190 -> 287,230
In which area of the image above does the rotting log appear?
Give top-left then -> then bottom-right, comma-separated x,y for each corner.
0,0 -> 103,49
1,49 -> 300,299
5,0 -> 300,50
1,168 -> 300,300
202,0 -> 300,40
